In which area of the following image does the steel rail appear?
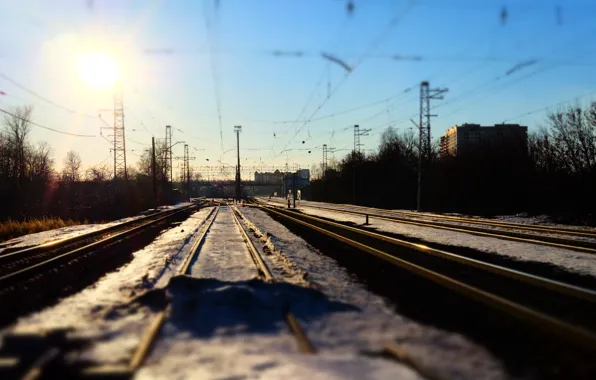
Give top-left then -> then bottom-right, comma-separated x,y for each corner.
0,206 -> 195,285
129,206 -> 219,372
231,205 -> 315,354
274,201 -> 596,255
120,204 -> 314,379
269,198 -> 596,238
262,206 -> 596,302
0,204 -> 196,262
261,206 -> 596,350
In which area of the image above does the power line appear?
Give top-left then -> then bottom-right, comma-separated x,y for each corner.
502,90 -> 596,123
277,0 -> 418,156
256,88 -> 414,125
202,0 -> 224,152
277,17 -> 352,154
0,107 -> 96,137
0,73 -> 97,119
86,153 -> 112,172
432,23 -> 596,115
128,137 -> 149,146
127,109 -> 153,135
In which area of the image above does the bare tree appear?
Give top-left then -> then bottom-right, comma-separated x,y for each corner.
85,164 -> 111,182
543,103 -> 596,173
137,141 -> 168,181
29,141 -> 54,182
62,150 -> 82,182
3,105 -> 32,182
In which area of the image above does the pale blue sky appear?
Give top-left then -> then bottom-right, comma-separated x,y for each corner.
1,0 -> 595,178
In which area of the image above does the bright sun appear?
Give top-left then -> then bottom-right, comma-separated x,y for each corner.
77,52 -> 120,89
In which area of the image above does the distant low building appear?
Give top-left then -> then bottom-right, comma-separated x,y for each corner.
440,123 -> 528,157
282,169 -> 310,197
254,170 -> 283,185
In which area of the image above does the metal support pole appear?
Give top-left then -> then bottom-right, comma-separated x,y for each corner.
165,125 -> 172,184
322,144 -> 327,201
417,81 -> 448,211
234,125 -> 242,201
152,137 -> 157,206
293,172 -> 297,208
112,81 -> 127,180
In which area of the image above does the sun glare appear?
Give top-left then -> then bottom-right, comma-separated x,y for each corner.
77,52 -> 120,89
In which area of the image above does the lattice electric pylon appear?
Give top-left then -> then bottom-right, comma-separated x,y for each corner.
417,81 -> 448,211
113,81 -> 127,179
353,124 -> 371,154
419,81 -> 448,160
98,81 -> 127,180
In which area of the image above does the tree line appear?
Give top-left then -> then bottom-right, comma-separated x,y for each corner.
304,101 -> 596,224
0,106 -> 185,222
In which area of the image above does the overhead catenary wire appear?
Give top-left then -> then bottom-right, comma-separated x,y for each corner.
202,0 -> 224,152
502,90 -> 596,123
276,16 -> 353,154
277,0 -> 418,156
431,23 -> 596,116
127,109 -> 154,135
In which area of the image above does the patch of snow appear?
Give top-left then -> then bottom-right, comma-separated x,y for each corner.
234,206 -> 309,286
0,204 -> 196,254
190,206 -> 258,281
293,205 -> 596,278
239,206 -> 506,380
259,197 -> 596,235
3,208 -> 215,365
0,216 -> 141,254
138,276 -> 424,380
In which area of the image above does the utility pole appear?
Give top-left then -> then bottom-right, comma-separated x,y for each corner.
234,125 -> 242,201
323,144 -> 328,175
292,172 -> 297,208
418,81 -> 448,211
183,144 -> 189,195
353,124 -> 371,205
182,144 -> 196,197
322,144 -> 328,201
152,137 -> 157,206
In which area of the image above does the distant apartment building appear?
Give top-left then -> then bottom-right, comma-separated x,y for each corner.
440,123 -> 528,157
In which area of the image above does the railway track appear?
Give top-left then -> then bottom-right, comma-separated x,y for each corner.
257,204 -> 596,351
77,204 -> 315,378
0,205 -> 196,283
0,204 -> 198,331
258,198 -> 596,254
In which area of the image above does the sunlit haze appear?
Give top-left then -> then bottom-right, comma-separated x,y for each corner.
77,52 -> 120,89
0,0 -> 595,178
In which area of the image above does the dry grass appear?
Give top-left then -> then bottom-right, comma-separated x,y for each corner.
0,218 -> 83,243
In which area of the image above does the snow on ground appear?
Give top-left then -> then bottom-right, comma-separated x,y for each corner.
236,206 -> 506,380
3,207 -> 215,365
235,207 -> 309,286
0,202 -> 194,254
259,197 -> 596,236
137,206 -> 428,380
283,203 -> 596,278
190,206 -> 258,281
138,277 -> 423,380
0,218 -> 139,254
